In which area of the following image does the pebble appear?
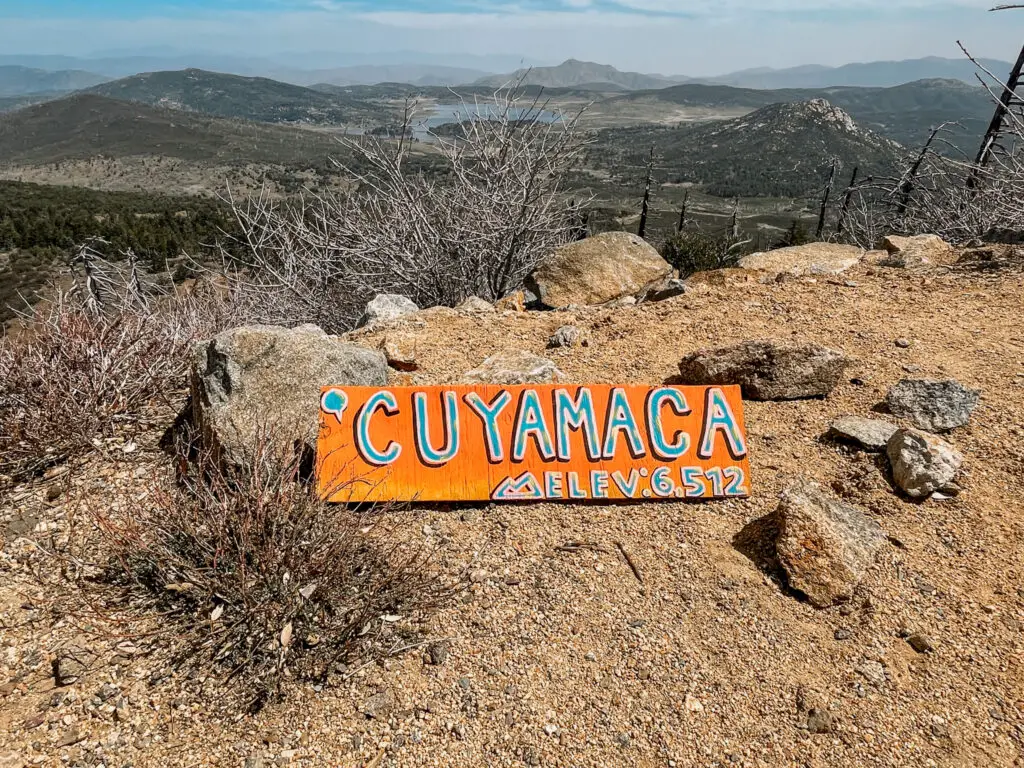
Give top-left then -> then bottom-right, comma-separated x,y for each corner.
907,632 -> 936,653
834,628 -> 852,641
543,724 -> 558,736
426,642 -> 449,666
895,338 -> 912,348
856,660 -> 887,687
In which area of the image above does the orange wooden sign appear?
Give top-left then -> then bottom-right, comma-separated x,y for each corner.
316,384 -> 750,504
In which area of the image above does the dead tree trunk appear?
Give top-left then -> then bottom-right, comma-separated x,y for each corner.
730,198 -> 740,239
676,190 -> 689,234
896,125 -> 945,217
835,166 -> 859,237
968,41 -> 1024,190
638,145 -> 654,240
816,160 -> 837,240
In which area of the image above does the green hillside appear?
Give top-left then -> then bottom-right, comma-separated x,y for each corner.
87,68 -> 396,126
0,65 -> 108,97
590,99 -> 902,198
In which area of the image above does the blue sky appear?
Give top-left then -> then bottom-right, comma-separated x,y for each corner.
1,0 -> 1018,75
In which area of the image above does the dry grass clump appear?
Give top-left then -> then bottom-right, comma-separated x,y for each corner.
66,431 -> 454,710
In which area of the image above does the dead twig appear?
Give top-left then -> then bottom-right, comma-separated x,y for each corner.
555,541 -> 611,554
614,541 -> 644,584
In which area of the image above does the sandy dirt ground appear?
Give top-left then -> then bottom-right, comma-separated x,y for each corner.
2,258 -> 1023,767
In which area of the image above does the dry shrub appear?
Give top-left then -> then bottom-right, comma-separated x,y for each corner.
0,293 -> 213,477
75,430 -> 453,710
217,84 -> 592,333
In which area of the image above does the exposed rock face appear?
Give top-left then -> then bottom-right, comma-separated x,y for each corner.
528,232 -> 672,308
464,350 -> 565,385
773,479 -> 887,608
828,416 -> 899,452
738,243 -> 864,276
881,235 -> 956,267
887,428 -> 963,498
677,340 -> 849,400
494,291 -> 527,312
192,325 -> 388,466
548,325 -> 586,349
358,294 -> 419,328
885,379 -> 979,433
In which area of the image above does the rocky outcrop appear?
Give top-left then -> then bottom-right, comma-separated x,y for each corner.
738,243 -> 864,276
527,232 -> 672,308
886,428 -> 963,498
881,235 -> 956,267
191,324 -> 387,466
677,340 -> 849,400
464,350 -> 565,385
885,379 -> 979,433
773,479 -> 887,608
358,294 -> 419,328
828,416 -> 898,452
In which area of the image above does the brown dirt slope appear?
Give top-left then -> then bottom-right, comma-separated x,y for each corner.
2,260 -> 1024,767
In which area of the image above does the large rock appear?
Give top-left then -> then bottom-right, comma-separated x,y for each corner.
881,235 -> 956,267
677,340 -> 849,400
738,243 -> 864,276
773,479 -> 887,608
887,428 -> 964,499
358,294 -> 419,327
885,379 -> 979,433
192,325 -> 387,466
464,350 -> 565,385
828,416 -> 899,452
527,232 -> 672,308
456,296 -> 495,313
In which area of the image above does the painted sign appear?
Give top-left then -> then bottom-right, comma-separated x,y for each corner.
316,384 -> 750,504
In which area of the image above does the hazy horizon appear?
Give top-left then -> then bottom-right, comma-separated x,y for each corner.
1,1 -> 1019,77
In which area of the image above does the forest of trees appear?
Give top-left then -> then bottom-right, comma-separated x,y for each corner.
0,181 -> 238,320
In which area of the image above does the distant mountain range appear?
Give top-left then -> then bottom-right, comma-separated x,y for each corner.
0,65 -> 108,97
0,53 -> 1011,91
696,56 -> 1015,89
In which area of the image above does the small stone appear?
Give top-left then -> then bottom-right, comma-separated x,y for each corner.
887,428 -> 964,499
457,297 -> 495,313
684,695 -> 704,713
828,416 -> 898,452
806,709 -> 834,734
56,730 -> 83,748
834,628 -> 852,641
494,291 -> 526,312
244,757 -> 264,768
543,724 -> 559,736
381,339 -> 418,372
362,689 -> 396,719
426,642 -> 449,666
886,379 -> 980,433
358,294 -> 419,328
463,350 -> 565,385
856,660 -> 887,686
469,569 -> 488,584
584,652 -> 597,662
547,325 -> 586,349
458,677 -> 472,691
773,479 -> 887,608
616,733 -> 632,747
678,340 -> 849,400
895,338 -> 912,348
907,633 -> 936,653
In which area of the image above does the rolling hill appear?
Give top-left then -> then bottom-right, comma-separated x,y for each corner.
473,59 -> 678,91
0,93 -> 353,167
0,65 -> 108,97
86,69 -> 396,126
589,99 -> 902,198
617,78 -> 993,154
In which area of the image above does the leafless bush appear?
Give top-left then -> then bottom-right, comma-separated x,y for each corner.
836,50 -> 1023,247
0,254 -> 228,476
216,82 -> 593,332
64,429 -> 452,710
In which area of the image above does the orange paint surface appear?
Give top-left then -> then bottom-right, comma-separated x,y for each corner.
317,384 -> 751,504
